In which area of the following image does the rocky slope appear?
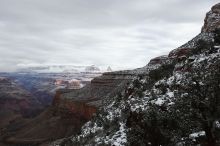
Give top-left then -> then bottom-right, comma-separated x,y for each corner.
50,3 -> 220,146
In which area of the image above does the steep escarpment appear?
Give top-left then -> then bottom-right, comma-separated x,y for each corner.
53,89 -> 97,120
52,3 -> 220,146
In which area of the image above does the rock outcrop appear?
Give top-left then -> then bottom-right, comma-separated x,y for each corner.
53,89 -> 96,120
202,3 -> 220,32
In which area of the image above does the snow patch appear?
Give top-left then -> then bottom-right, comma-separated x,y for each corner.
189,131 -> 206,140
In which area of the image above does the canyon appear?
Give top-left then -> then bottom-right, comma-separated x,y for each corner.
1,3 -> 220,146
0,65 -> 106,145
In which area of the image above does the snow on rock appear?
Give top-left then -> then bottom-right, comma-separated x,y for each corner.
169,33 -> 214,58
129,96 -> 150,112
95,122 -> 127,146
189,131 -> 206,140
215,121 -> 220,129
154,98 -> 165,106
80,121 -> 103,138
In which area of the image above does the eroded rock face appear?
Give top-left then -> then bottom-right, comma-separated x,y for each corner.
53,89 -> 96,120
202,3 -> 220,32
90,72 -> 133,100
148,55 -> 169,65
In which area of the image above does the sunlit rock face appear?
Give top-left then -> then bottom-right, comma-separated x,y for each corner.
202,3 -> 220,32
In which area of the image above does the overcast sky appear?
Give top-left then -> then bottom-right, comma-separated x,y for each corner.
0,0 -> 219,71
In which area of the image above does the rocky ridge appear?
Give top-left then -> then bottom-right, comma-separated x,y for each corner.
51,3 -> 220,146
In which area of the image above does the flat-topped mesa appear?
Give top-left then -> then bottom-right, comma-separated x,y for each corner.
202,3 -> 220,32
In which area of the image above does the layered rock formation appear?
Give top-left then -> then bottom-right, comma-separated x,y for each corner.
53,89 -> 96,120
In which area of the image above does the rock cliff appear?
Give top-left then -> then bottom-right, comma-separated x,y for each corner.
202,3 -> 220,32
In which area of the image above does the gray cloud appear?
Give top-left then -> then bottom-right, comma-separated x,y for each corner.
0,0 -> 219,71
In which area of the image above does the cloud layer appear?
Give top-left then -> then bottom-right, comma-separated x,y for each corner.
0,0 -> 219,71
